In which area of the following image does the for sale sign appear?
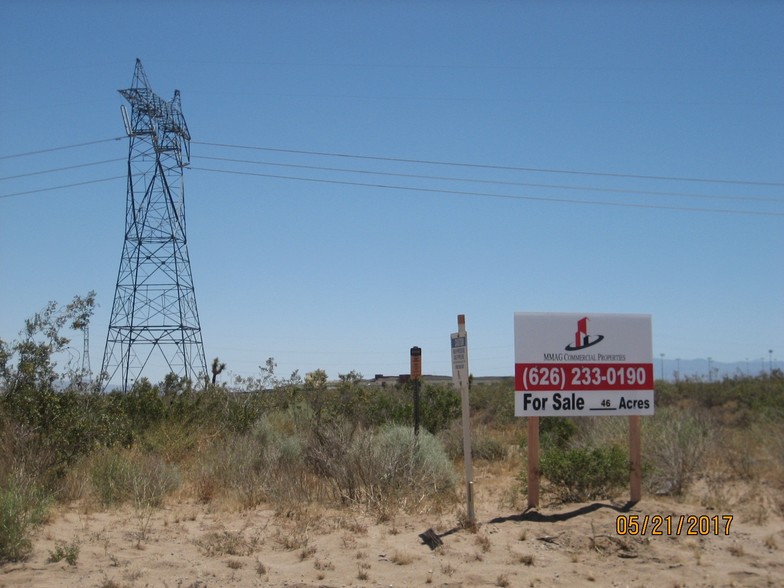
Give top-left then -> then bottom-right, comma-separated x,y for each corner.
515,313 -> 654,416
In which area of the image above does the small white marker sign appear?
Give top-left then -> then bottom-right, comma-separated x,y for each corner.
451,332 -> 468,390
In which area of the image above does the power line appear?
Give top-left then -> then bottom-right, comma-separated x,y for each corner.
191,166 -> 784,217
193,154 -> 782,205
0,137 -> 125,160
193,140 -> 784,188
0,176 -> 125,199
0,158 -> 125,181
1,137 -> 780,213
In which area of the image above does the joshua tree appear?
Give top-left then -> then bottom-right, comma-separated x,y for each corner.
211,357 -> 226,384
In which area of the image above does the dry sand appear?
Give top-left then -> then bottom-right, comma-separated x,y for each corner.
3,474 -> 782,588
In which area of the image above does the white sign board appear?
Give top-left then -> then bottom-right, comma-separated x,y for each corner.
515,312 -> 654,416
451,332 -> 468,390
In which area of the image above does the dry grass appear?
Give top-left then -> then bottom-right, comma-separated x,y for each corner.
390,550 -> 415,565
475,533 -> 492,552
195,530 -> 256,557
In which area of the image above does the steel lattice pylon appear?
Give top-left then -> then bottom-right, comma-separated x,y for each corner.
101,59 -> 207,391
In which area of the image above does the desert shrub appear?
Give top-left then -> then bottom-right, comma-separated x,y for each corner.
0,471 -> 51,562
306,421 -> 456,513
241,424 -> 308,507
643,407 -> 712,495
573,416 -> 628,449
47,539 -> 79,565
469,379 -> 515,425
436,419 -> 463,460
418,383 -> 461,434
765,413 -> 784,473
352,425 -> 456,513
137,419 -> 205,464
115,379 -> 165,433
519,417 -> 578,452
1,386 -> 131,485
473,435 -> 507,461
130,453 -> 181,508
541,417 -> 578,450
438,421 -> 510,462
718,426 -> 764,481
540,445 -> 627,502
90,448 -> 134,505
305,417 -> 361,502
195,530 -> 257,557
361,386 -> 411,428
328,381 -> 460,434
167,385 -> 261,434
89,448 -> 179,507
656,372 -> 784,423
194,409 -> 312,508
0,418 -> 54,491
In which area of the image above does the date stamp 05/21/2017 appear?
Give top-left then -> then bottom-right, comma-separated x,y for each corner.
615,514 -> 733,537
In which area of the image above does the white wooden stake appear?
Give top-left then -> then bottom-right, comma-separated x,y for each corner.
452,314 -> 475,526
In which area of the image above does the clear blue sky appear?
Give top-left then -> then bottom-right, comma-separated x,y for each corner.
1,1 -> 782,385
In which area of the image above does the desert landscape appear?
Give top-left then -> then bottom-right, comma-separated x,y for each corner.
2,324 -> 783,588
3,465 -> 783,588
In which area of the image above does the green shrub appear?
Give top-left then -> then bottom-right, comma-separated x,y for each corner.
469,379 -> 515,425
48,539 -> 79,565
0,473 -> 51,562
1,387 -> 132,485
540,445 -> 627,502
418,384 -> 461,434
540,417 -> 577,450
519,417 -> 578,452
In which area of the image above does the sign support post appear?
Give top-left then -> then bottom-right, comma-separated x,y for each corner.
629,415 -> 642,502
527,416 -> 540,509
451,315 -> 475,527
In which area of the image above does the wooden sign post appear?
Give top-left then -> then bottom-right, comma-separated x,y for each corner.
629,415 -> 642,502
527,416 -> 540,509
451,315 -> 475,526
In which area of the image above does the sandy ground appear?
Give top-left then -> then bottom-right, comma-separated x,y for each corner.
3,476 -> 783,588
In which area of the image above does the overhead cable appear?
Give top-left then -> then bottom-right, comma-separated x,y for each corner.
0,176 -> 125,200
191,166 -> 784,217
0,137 -> 125,160
0,158 -> 125,181
193,154 -> 782,205
193,140 -> 784,188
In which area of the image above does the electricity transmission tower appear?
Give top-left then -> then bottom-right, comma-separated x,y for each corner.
101,59 -> 207,391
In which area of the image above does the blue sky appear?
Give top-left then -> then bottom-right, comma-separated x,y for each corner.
1,1 -> 782,385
